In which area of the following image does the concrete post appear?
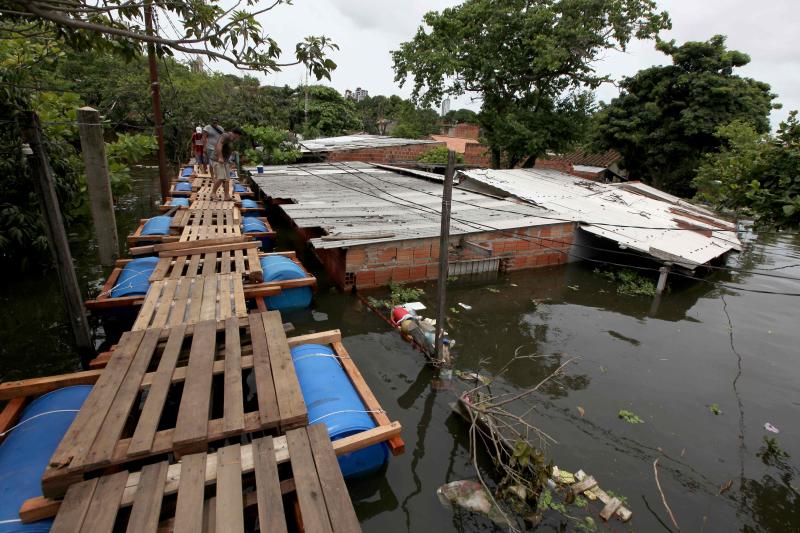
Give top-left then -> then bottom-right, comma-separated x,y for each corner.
435,150 -> 456,367
656,265 -> 670,295
77,107 -> 119,266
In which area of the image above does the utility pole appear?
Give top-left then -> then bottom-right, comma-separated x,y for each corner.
77,107 -> 119,266
144,0 -> 170,202
21,111 -> 93,355
304,70 -> 309,131
435,150 -> 457,366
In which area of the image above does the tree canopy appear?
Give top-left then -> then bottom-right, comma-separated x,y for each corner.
592,35 -> 778,196
292,85 -> 361,139
392,0 -> 670,167
693,113 -> 800,227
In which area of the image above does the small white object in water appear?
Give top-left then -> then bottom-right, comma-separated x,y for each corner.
437,480 -> 505,523
311,311 -> 328,322
458,303 -> 472,310
404,301 -> 427,311
764,422 -> 780,434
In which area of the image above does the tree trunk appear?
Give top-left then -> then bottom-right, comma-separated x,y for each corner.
521,155 -> 537,168
491,148 -> 501,169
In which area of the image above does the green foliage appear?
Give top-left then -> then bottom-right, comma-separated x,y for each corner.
417,147 -> 464,165
710,403 -> 722,415
693,113 -> 800,227
292,85 -> 361,139
366,282 -> 425,309
618,409 -> 644,424
445,108 -> 478,124
393,0 -> 669,167
593,35 -> 777,196
594,268 -> 657,296
104,133 -> 156,198
241,125 -> 299,165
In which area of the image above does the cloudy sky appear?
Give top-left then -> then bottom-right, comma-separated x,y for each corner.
185,0 -> 798,127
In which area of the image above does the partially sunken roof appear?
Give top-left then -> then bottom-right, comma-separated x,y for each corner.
459,168 -> 741,268
545,149 -> 621,169
249,162 -> 556,249
299,134 -> 439,154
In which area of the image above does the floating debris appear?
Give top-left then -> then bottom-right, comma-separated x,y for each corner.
458,302 -> 472,310
550,467 -> 633,522
764,422 -> 780,434
709,403 -> 722,415
618,409 -> 644,424
455,370 -> 491,385
436,480 -> 506,524
311,310 -> 328,322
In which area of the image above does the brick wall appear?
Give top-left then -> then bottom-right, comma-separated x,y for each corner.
452,123 -> 481,140
463,143 -> 492,167
535,159 -> 602,181
343,222 -> 576,289
325,142 -> 446,164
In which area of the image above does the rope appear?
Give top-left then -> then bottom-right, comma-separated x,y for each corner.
0,409 -> 80,437
308,409 -> 386,425
291,353 -> 351,363
96,267 -> 153,298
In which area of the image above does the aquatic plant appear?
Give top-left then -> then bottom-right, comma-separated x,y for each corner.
367,282 -> 425,309
618,409 -> 644,424
594,268 -> 657,297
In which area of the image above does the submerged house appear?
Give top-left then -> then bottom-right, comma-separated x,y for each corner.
249,163 -> 740,289
298,134 -> 443,164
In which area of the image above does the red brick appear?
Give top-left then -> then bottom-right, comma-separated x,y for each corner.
393,266 -> 411,281
376,247 -> 397,263
413,245 -> 431,262
356,271 -> 375,288
410,265 -> 427,279
426,264 -> 439,278
396,248 -> 413,264
374,268 -> 392,286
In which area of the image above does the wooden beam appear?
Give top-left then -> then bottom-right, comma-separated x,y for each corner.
0,397 -> 27,444
0,371 -> 101,400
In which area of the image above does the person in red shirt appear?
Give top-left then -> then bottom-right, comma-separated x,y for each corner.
190,126 -> 206,171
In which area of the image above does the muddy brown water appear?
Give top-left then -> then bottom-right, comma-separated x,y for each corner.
1,167 -> 798,532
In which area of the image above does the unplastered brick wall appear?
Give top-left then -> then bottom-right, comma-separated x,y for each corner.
463,143 -> 492,167
325,142 -> 446,164
344,222 -> 576,289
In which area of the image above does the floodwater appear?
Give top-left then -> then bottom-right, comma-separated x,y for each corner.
2,167 -> 799,532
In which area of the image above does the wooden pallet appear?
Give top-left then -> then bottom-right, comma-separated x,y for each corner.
171,207 -> 241,229
132,274 -> 247,331
42,311 -> 308,498
188,199 -> 237,211
27,422 -> 405,528
192,190 -> 243,202
179,223 -> 242,242
148,241 -> 263,283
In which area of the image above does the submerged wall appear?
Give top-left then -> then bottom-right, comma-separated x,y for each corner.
342,222 -> 575,289
325,142 -> 446,165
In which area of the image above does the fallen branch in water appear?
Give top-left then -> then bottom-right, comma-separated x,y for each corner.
653,458 -> 680,531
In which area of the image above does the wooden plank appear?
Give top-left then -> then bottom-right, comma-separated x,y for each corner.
150,257 -> 172,282
132,282 -> 161,331
202,496 -> 216,533
50,478 -> 98,533
186,253 -> 202,277
188,277 -> 204,324
246,246 -> 263,282
173,320 -> 216,447
220,250 -> 231,275
47,330 -> 146,473
170,255 -> 188,280
600,497 -> 622,521
287,428 -> 333,533
202,251 -> 216,276
248,313 -> 279,427
215,444 -> 244,532
199,275 -> 218,322
127,324 -> 187,456
572,476 -> 597,495
233,276 -> 246,317
150,278 -> 178,330
223,318 -> 244,433
307,424 -> 361,533
233,248 -> 245,274
0,397 -> 27,443
0,371 -> 100,400
253,437 -> 288,533
174,453 -> 207,533
170,278 -> 192,327
126,462 -> 168,533
79,470 -> 128,532
80,328 -> 162,469
286,330 -> 341,348
218,274 -> 232,321
262,312 -> 307,429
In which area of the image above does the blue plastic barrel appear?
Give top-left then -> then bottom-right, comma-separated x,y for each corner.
181,166 -> 193,177
170,197 -> 190,207
242,216 -> 267,233
259,256 -> 312,311
290,345 -> 388,478
241,199 -> 260,209
141,215 -> 172,236
111,256 -> 159,297
233,183 -> 247,193
174,182 -> 193,192
0,386 -> 92,532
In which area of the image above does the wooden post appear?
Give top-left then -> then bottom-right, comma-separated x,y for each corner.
435,150 -> 456,365
77,107 -> 119,266
656,265 -> 670,295
145,0 -> 171,202
21,111 -> 93,354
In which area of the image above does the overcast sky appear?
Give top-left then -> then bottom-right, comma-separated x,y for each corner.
182,0 -> 798,127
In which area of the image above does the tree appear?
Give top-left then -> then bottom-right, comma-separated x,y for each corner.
292,85 -> 361,139
593,35 -> 778,196
693,114 -> 800,227
393,0 -> 669,167
445,108 -> 478,124
1,0 -> 338,78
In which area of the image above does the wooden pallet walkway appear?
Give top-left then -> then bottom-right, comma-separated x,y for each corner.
26,423 -> 404,529
148,241 -> 263,283
170,206 -> 241,229
42,311 -> 308,498
131,273 -> 247,330
179,222 -> 242,242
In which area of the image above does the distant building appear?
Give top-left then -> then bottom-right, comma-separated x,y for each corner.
441,98 -> 451,116
535,149 -> 627,182
344,87 -> 369,102
189,57 -> 205,73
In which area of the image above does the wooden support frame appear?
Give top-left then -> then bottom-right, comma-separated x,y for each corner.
127,218 -> 181,247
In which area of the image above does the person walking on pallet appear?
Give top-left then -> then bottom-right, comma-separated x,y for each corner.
190,126 -> 206,171
202,118 -> 224,178
210,127 -> 245,201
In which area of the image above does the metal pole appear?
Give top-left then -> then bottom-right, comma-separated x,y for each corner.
77,107 -> 119,266
435,150 -> 456,364
21,111 -> 93,355
145,0 -> 170,202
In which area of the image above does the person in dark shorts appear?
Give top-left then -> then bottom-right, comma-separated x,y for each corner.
210,127 -> 245,201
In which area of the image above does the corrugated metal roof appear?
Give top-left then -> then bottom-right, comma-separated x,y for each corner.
249,162 -> 558,249
299,134 -> 440,154
459,168 -> 741,268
